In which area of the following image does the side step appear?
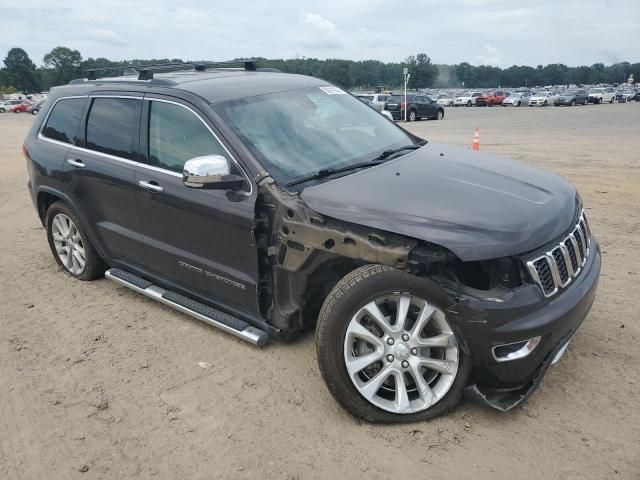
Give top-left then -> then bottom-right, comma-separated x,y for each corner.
105,268 -> 269,347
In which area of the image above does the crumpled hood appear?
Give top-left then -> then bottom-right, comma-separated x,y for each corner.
300,142 -> 578,261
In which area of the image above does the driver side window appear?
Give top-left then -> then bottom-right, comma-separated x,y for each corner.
148,101 -> 229,173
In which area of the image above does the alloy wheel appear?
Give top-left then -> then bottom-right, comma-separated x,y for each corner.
343,294 -> 459,414
51,213 -> 86,275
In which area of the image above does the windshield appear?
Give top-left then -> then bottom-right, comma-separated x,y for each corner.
563,90 -> 578,95
589,88 -> 604,93
215,86 -> 413,186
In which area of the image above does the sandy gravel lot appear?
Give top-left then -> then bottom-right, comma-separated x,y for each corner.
1,103 -> 639,480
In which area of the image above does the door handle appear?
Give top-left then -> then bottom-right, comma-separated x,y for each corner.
67,158 -> 86,168
138,180 -> 164,193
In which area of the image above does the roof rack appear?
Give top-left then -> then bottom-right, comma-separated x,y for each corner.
84,60 -> 260,81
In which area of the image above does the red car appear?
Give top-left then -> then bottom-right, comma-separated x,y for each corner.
485,90 -> 510,106
9,101 -> 31,113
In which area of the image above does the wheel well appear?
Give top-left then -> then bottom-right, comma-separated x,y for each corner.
37,191 -> 62,224
301,258 -> 363,327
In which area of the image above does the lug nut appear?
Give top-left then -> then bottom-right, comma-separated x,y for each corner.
386,355 -> 394,362
411,348 -> 418,356
401,360 -> 409,369
402,334 -> 410,341
386,338 -> 394,345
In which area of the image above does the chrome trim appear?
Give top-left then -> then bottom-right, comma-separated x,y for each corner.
37,95 -> 253,195
105,269 -> 267,346
558,242 -> 575,278
138,180 -> 164,193
66,158 -> 86,168
492,336 -> 541,362
526,210 -> 591,297
567,234 -> 582,275
545,252 -> 563,289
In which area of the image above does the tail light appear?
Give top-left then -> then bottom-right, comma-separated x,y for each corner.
400,101 -> 406,109
22,143 -> 31,161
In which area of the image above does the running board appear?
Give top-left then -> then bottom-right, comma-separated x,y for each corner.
105,268 -> 269,347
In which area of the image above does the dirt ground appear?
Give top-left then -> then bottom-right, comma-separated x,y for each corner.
1,103 -> 639,480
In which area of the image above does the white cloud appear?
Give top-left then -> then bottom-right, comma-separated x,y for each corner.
87,29 -> 129,47
299,12 -> 343,49
474,44 -> 503,67
1,0 -> 639,66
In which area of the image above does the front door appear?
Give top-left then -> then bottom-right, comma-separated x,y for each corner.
134,96 -> 260,317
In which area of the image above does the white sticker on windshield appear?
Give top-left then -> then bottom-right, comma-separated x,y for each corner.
319,86 -> 346,95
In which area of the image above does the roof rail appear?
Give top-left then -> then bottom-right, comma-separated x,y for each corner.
82,60 -> 261,81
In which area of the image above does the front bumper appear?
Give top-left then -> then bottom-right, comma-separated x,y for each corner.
448,237 -> 601,411
556,98 -> 576,105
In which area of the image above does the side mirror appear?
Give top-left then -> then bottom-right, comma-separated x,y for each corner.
183,155 -> 245,190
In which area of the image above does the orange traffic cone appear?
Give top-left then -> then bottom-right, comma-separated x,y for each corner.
471,128 -> 480,151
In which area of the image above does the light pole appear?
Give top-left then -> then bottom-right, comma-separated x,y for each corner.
403,67 -> 410,122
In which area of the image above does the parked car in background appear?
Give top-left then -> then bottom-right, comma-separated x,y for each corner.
0,99 -> 24,113
587,87 -> 616,104
554,89 -> 588,106
435,94 -> 454,107
529,91 -> 559,106
358,96 -> 394,121
615,90 -> 635,103
384,94 -> 445,121
485,91 -> 509,106
355,93 -> 390,109
502,92 -> 531,106
9,101 -> 31,113
453,91 -> 484,107
26,100 -> 45,115
475,93 -> 488,107
633,90 -> 640,102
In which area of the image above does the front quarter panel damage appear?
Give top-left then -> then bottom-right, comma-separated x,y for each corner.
255,177 -> 417,338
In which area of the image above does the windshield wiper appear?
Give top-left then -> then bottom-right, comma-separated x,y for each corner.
286,160 -> 388,187
286,142 -> 425,188
373,142 -> 425,161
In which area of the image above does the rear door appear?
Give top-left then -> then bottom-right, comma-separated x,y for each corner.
134,95 -> 260,316
61,94 -> 145,263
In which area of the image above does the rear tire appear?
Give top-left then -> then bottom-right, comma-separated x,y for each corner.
571,100 -> 576,106
45,201 -> 104,281
466,101 -> 472,107
407,109 -> 417,122
316,265 -> 471,423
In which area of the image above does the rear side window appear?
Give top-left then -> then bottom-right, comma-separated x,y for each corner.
42,98 -> 86,145
378,95 -> 388,102
86,98 -> 140,160
148,101 -> 229,173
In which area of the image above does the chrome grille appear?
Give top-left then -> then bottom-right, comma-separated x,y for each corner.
526,210 -> 591,297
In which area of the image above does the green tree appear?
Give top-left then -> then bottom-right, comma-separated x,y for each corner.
43,46 -> 83,87
405,53 -> 437,88
3,47 -> 39,93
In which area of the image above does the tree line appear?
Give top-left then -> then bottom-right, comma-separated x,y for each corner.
1,46 -> 638,94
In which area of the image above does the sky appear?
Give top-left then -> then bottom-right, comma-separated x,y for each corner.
1,0 -> 639,67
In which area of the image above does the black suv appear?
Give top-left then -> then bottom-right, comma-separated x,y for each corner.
383,94 -> 444,121
24,62 -> 600,423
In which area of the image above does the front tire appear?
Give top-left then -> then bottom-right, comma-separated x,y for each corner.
436,110 -> 444,120
466,100 -> 472,107
46,201 -> 104,280
316,265 -> 470,423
